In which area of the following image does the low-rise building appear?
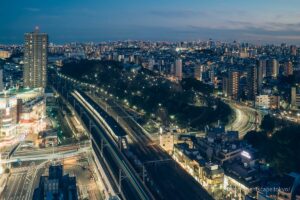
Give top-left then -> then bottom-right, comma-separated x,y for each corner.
0,50 -> 11,59
214,143 -> 242,165
38,129 -> 58,147
277,172 -> 300,200
159,132 -> 175,153
173,142 -> 224,193
255,95 -> 280,110
195,126 -> 241,164
203,163 -> 224,192
257,181 -> 281,200
0,97 -> 18,137
223,149 -> 261,199
33,164 -> 78,200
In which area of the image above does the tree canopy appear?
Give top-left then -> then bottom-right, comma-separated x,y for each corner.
62,60 -> 232,129
244,126 -> 300,174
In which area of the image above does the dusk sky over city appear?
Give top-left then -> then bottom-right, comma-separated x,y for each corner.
1,1 -> 300,200
2,0 -> 300,44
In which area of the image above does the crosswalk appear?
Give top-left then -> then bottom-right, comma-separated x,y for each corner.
10,167 -> 32,173
1,173 -> 28,200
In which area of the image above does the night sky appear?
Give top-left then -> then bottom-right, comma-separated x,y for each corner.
1,0 -> 300,44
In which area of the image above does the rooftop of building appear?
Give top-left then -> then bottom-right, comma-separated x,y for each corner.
203,163 -> 224,177
295,185 -> 300,196
279,172 -> 300,193
223,161 -> 261,188
174,143 -> 207,166
33,164 -> 78,200
38,129 -> 57,139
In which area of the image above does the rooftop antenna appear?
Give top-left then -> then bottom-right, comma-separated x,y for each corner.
35,26 -> 40,33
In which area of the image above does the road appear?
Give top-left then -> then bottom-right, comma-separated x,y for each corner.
2,153 -> 104,200
225,101 -> 263,138
1,162 -> 46,200
2,172 -> 29,200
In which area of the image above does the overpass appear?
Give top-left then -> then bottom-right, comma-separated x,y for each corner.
0,146 -> 90,164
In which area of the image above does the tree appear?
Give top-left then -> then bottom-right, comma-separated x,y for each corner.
181,78 -> 213,95
244,131 -> 268,149
269,126 -> 300,174
244,126 -> 300,174
260,115 -> 275,133
61,60 -> 232,130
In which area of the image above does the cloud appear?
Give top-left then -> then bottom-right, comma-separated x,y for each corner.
149,10 -> 208,18
24,7 -> 41,12
266,22 -> 300,31
223,20 -> 300,33
182,22 -> 300,43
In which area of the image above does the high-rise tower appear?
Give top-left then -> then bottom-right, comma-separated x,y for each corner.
223,69 -> 240,100
175,59 -> 183,81
0,69 -> 4,92
23,27 -> 48,89
257,59 -> 266,93
246,65 -> 258,100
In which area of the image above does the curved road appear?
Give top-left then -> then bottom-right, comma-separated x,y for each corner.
225,102 -> 263,138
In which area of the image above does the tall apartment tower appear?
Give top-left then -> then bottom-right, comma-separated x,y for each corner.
229,70 -> 239,100
23,27 -> 48,89
266,59 -> 279,78
257,59 -> 266,93
257,59 -> 267,77
247,65 -> 258,100
290,45 -> 297,56
284,61 -> 293,76
223,70 -> 240,100
291,86 -> 300,109
272,59 -> 279,78
175,58 -> 183,81
194,65 -> 203,81
0,69 -> 4,92
266,59 -> 273,77
266,58 -> 279,78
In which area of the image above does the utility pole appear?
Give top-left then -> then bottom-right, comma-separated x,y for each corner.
118,169 -> 126,193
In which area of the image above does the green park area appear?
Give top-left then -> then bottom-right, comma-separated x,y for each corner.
61,60 -> 232,130
245,115 -> 300,174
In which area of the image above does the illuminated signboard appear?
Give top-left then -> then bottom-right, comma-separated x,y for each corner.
241,151 -> 251,159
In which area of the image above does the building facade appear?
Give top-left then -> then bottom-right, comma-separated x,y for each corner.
175,58 -> 183,81
223,70 -> 240,100
0,88 -> 45,138
284,61 -> 293,76
0,50 -> 11,59
256,95 -> 280,110
23,27 -> 48,89
291,86 -> 300,110
0,69 -> 4,92
247,65 -> 258,100
33,164 -> 78,200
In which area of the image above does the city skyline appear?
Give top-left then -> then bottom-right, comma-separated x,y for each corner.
1,2 -> 300,200
2,0 -> 300,44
